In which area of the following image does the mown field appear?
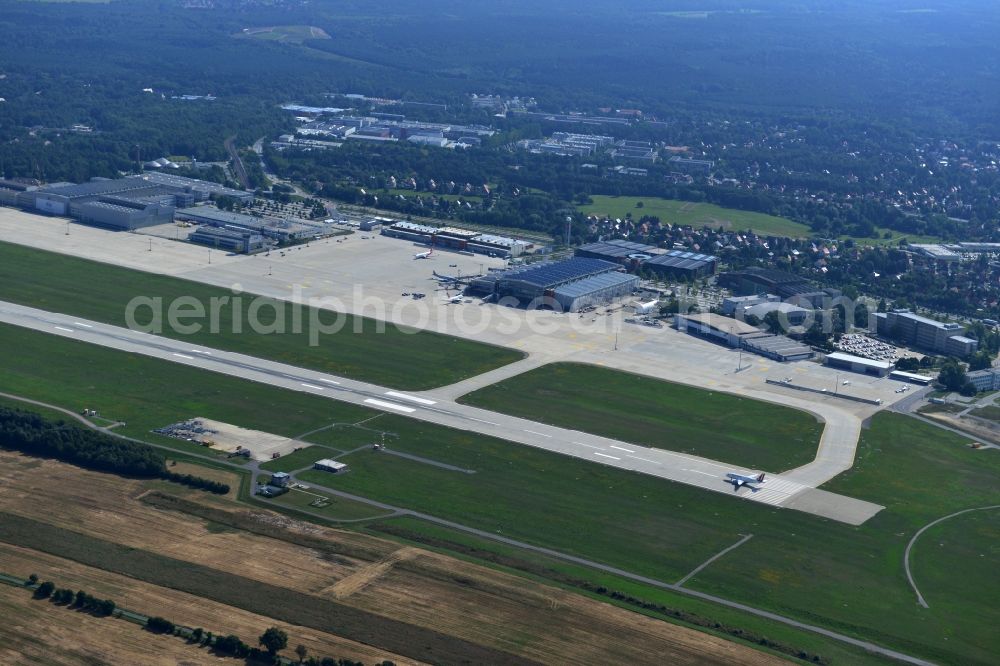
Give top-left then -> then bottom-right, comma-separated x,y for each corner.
0,241 -> 523,390
459,362 -> 822,471
578,195 -> 811,238
3,325 -> 999,664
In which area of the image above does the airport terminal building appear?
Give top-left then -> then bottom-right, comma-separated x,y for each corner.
470,257 -> 639,311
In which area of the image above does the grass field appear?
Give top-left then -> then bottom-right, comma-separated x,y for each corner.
235,25 -> 331,43
0,453 -> 790,666
579,195 -> 812,238
4,325 -> 999,663
0,241 -> 523,390
458,363 -> 822,471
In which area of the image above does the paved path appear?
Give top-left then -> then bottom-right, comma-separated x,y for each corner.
904,505 -> 1000,608
0,390 -> 933,666
0,300 -> 883,524
676,534 -> 753,587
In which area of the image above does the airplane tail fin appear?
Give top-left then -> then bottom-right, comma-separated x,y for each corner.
757,473 -> 766,483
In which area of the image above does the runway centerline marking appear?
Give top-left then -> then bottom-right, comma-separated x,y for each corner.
524,429 -> 552,438
385,391 -> 436,405
172,353 -> 194,360
300,383 -> 325,391
318,378 -> 340,385
72,322 -> 93,328
593,452 -> 621,460
364,398 -> 416,413
54,326 -> 74,333
573,441 -> 603,450
468,417 -> 500,426
684,469 -> 717,477
627,455 -> 661,464
610,445 -> 636,453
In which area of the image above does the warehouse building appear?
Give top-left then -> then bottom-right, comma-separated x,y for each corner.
189,226 -> 266,253
575,238 -> 663,267
14,173 -> 251,230
314,459 -> 348,473
176,207 -> 313,243
380,221 -> 530,257
674,312 -> 814,362
824,351 -> 893,377
641,249 -> 718,279
471,258 -> 635,311
718,268 -> 839,307
743,301 -> 811,327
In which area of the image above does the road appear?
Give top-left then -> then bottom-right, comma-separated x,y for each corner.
224,135 -> 251,191
0,299 -> 882,525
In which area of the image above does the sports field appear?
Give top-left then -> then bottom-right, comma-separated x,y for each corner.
0,241 -> 523,389
459,363 -> 822,471
578,195 -> 811,238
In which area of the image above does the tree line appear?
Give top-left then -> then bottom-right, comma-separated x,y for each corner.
0,407 -> 229,494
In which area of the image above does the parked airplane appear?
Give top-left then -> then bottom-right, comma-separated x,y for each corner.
432,270 -> 458,280
442,293 -> 464,304
725,472 -> 766,491
414,248 -> 434,260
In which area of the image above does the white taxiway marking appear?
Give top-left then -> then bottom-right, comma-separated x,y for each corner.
573,441 -> 603,450
73,322 -> 93,328
627,455 -> 661,465
364,398 -> 416,413
524,429 -> 552,438
385,391 -> 436,405
610,445 -> 635,453
593,452 -> 621,460
300,383 -> 324,391
172,353 -> 194,360
318,378 -> 340,385
468,417 -> 501,426
54,326 -> 74,333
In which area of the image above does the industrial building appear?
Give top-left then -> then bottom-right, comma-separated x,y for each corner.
314,458 -> 348,473
824,351 -> 893,377
575,239 -> 664,267
743,301 -> 811,327
188,226 -> 266,254
641,249 -> 718,279
380,221 -> 531,257
470,257 -> 638,311
176,207 -> 315,243
13,173 -> 251,231
718,268 -> 839,307
873,309 -> 978,357
722,294 -> 780,316
674,312 -> 814,362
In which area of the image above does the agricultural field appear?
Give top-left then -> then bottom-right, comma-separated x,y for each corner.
459,362 -> 822,471
3,325 -> 998,663
578,195 -> 811,238
0,451 -> 785,665
0,543 -> 406,666
0,241 -> 523,390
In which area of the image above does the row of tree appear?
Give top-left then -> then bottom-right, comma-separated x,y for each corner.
0,407 -> 228,494
31,576 -> 116,617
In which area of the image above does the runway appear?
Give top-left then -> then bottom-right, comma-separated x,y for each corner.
0,300 -> 883,525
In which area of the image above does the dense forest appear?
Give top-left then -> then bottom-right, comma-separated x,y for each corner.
0,0 -> 998,239
0,407 -> 229,494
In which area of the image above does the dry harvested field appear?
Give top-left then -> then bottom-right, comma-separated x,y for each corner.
0,452 -> 786,665
0,582 -> 216,666
0,543 -> 415,666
